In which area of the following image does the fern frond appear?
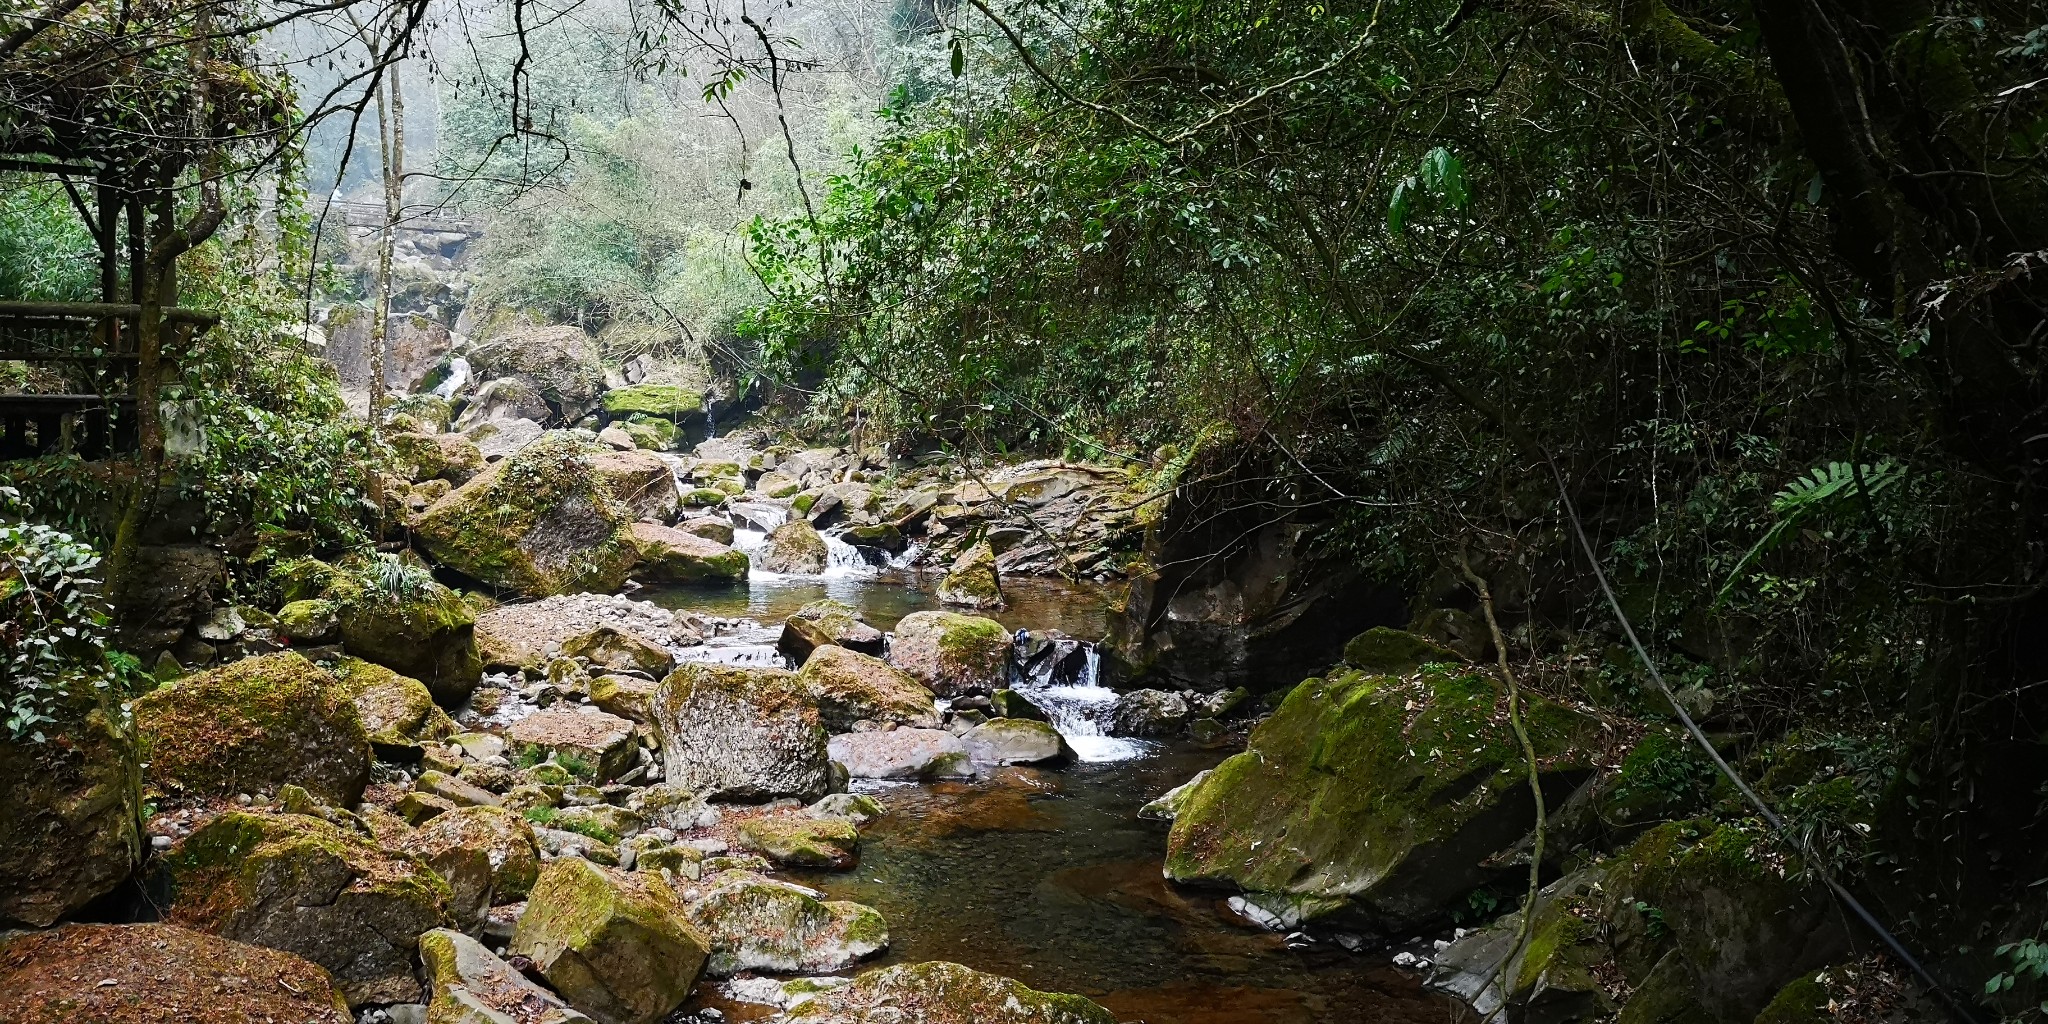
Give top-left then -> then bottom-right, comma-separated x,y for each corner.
1713,458 -> 1904,609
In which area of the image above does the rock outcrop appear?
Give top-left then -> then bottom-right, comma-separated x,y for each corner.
1163,663 -> 1602,933
888,611 -> 1014,696
413,432 -> 639,596
511,858 -> 708,1024
0,688 -> 141,928
651,664 -> 831,801
684,869 -> 887,976
0,924 -> 353,1024
134,652 -> 371,806
798,645 -> 941,732
623,522 -> 748,583
159,811 -> 453,1005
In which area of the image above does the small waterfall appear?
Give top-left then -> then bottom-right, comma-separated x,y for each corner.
432,356 -> 470,400
821,531 -> 876,578
1011,632 -> 1147,763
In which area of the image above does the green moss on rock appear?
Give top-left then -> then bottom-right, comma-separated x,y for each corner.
602,384 -> 704,418
737,815 -> 859,870
510,857 -> 708,1024
0,687 -> 141,928
134,652 -> 371,806
935,541 -> 1004,610
324,564 -> 482,706
328,657 -> 456,753
412,432 -> 640,597
888,611 -> 1013,696
1342,626 -> 1464,674
785,961 -> 1117,1024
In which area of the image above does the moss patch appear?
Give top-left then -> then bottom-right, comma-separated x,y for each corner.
134,653 -> 371,806
603,384 -> 703,417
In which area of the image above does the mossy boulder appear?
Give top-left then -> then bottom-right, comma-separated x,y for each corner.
401,805 -> 543,906
469,325 -> 607,414
1752,971 -> 1830,1024
272,556 -> 341,602
388,430 -> 486,485
737,815 -> 860,870
420,927 -> 595,1024
563,624 -> 675,677
413,432 -> 640,597
936,541 -> 1004,610
798,645 -> 941,732
961,718 -> 1071,765
0,923 -> 354,1024
510,857 -> 709,1024
1342,626 -> 1465,674
589,674 -> 661,724
623,522 -> 748,583
134,652 -> 371,806
681,487 -> 728,507
888,611 -> 1014,696
503,708 -> 639,783
0,688 -> 142,928
276,598 -> 339,643
1164,665 -> 1602,933
778,598 -> 886,661
619,417 -> 676,452
684,869 -> 888,976
827,729 -> 972,780
785,961 -> 1117,1024
1426,867 -> 1616,1022
326,570 -> 483,707
388,392 -> 454,432
590,449 -> 680,522
757,519 -> 830,574
651,663 -> 832,801
159,810 -> 453,1005
602,383 -> 704,419
328,656 -> 457,756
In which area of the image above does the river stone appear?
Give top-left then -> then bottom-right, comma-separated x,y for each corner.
737,815 -> 859,870
388,430 -> 486,485
623,522 -> 749,583
888,611 -> 1014,696
651,663 -> 831,801
1137,769 -> 1210,822
827,729 -> 972,780
133,652 -> 371,806
755,470 -> 803,498
1164,666 -> 1601,933
935,541 -> 1004,610
1109,689 -> 1190,736
475,593 -> 688,673
677,516 -> 735,545
756,519 -> 830,574
458,377 -> 551,429
778,598 -> 886,661
469,325 -> 607,416
414,432 -> 639,597
0,688 -> 141,929
685,870 -> 887,976
798,645 -> 941,732
504,708 -> 638,783
402,805 -> 544,907
989,688 -> 1049,721
590,448 -> 680,522
420,928 -> 595,1024
590,673 -> 662,723
961,719 -> 1072,766
466,416 -> 545,460
159,811 -> 453,1006
0,923 -> 353,1024
563,625 -> 675,676
511,858 -> 708,1024
329,656 -> 456,756
784,961 -> 1117,1024
327,569 -> 483,707
808,793 -> 887,826
602,383 -> 704,420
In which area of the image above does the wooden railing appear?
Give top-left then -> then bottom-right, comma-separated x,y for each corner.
0,300 -> 219,460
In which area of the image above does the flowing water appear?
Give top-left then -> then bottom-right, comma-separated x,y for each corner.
647,548 -> 1469,1024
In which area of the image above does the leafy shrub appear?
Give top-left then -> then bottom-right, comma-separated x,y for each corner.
0,486 -> 139,742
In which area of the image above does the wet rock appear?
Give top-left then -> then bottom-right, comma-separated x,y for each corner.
511,858 -> 708,1024
1109,689 -> 1190,737
504,708 -> 639,783
1016,629 -> 1091,685
388,431 -> 486,485
0,689 -> 141,928
684,870 -> 887,976
827,729 -> 971,780
159,811 -> 453,1005
134,651 -> 371,806
888,611 -> 1014,696
755,470 -> 803,499
798,645 -> 941,732
0,923 -> 353,1023
961,719 -> 1072,766
651,664 -> 831,801
475,593 -> 689,673
778,598 -> 886,661
677,516 -> 735,545
590,449 -> 681,522
1164,666 -> 1601,933
737,815 -> 859,870
563,625 -> 675,677
935,541 -> 1004,610
329,657 -> 456,756
623,522 -> 748,583
420,928 -> 595,1024
414,432 -> 640,597
784,961 -> 1116,1024
756,520 -> 829,574
807,793 -> 886,826
326,568 -> 483,707
988,688 -> 1048,721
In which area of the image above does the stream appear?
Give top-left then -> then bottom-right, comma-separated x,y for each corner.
637,559 -> 1471,1024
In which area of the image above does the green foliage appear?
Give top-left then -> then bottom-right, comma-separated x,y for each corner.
1990,937 -> 2048,999
1714,460 -> 1906,609
0,486 -> 137,742
0,177 -> 98,301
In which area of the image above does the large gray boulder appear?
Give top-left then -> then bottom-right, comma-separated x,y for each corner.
828,729 -> 971,780
1109,689 -> 1190,736
420,928 -> 594,1024
413,432 -> 640,597
650,664 -> 832,801
797,645 -> 940,732
684,869 -> 887,976
888,611 -> 1014,696
778,598 -> 885,661
468,325 -> 606,420
511,858 -> 707,1024
960,719 -> 1072,766
0,690 -> 141,928
756,520 -> 829,574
